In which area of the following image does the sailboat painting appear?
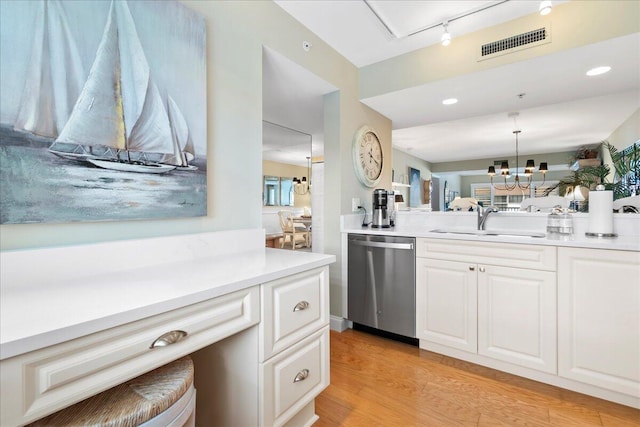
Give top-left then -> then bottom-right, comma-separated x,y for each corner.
0,0 -> 207,224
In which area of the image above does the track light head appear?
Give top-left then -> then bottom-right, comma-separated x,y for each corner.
441,22 -> 451,46
539,1 -> 552,15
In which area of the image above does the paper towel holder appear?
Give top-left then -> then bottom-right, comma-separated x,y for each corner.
585,185 -> 618,238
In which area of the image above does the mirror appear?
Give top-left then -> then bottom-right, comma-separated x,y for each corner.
262,120 -> 312,208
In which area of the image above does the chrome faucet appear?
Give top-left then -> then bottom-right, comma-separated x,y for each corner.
477,205 -> 499,230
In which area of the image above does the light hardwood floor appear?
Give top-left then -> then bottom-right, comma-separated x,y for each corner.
314,329 -> 640,426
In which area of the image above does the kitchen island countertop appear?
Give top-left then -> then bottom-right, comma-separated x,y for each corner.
342,211 -> 640,252
0,230 -> 335,360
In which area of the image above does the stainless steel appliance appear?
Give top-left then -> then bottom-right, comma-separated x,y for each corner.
347,233 -> 416,339
372,189 -> 391,228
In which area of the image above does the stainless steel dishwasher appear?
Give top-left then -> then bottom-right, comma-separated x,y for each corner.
347,233 -> 416,339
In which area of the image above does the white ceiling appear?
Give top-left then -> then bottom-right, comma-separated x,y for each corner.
276,0 -> 561,68
269,1 -> 640,167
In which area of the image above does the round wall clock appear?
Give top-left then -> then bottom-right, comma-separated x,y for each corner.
352,125 -> 383,188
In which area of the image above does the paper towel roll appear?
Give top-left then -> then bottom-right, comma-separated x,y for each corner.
588,190 -> 613,234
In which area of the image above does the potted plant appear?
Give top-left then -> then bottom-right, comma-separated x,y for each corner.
575,146 -> 599,160
545,141 -> 638,211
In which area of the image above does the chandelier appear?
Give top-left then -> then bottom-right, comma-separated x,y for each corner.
293,156 -> 311,195
487,113 -> 548,191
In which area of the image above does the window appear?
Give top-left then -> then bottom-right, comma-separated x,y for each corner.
263,176 -> 294,206
280,178 -> 294,206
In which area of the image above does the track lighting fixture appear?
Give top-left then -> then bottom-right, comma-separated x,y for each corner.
539,1 -> 552,15
441,22 -> 451,46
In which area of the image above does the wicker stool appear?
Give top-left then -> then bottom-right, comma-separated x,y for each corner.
28,356 -> 195,427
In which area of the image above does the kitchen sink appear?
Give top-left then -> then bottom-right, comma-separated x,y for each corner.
430,228 -> 546,238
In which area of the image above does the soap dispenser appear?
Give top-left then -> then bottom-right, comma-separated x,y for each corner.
547,206 -> 572,239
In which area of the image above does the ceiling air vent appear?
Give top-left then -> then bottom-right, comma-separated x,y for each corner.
478,25 -> 551,61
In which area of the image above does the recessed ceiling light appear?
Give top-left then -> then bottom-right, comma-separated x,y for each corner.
442,98 -> 458,105
586,66 -> 611,76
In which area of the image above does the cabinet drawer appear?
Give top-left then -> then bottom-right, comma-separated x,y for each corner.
260,326 -> 330,427
417,238 -> 556,271
260,267 -> 329,361
0,287 -> 259,427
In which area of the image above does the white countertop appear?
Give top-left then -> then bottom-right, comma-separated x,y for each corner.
342,225 -> 640,251
342,211 -> 640,251
0,231 -> 335,360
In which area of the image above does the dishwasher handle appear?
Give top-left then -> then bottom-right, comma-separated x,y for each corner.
350,240 -> 414,250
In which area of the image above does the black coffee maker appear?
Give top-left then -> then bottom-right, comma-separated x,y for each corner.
372,189 -> 391,228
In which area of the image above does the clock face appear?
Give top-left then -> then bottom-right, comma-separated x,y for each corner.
353,126 -> 383,187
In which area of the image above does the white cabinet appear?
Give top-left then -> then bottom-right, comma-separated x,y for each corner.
478,265 -> 556,373
260,266 -> 329,361
416,239 -> 557,374
2,266 -> 331,427
1,287 -> 260,427
416,258 -> 477,352
191,266 -> 330,427
259,266 -> 330,427
260,327 -> 329,427
558,247 -> 640,397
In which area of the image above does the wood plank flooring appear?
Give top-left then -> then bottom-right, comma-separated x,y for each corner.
314,329 -> 640,427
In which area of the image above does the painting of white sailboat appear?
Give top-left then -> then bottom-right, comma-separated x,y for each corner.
0,0 -> 207,223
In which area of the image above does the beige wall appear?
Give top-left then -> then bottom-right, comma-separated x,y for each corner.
262,160 -> 311,208
603,108 -> 640,182
606,109 -> 640,150
431,151 -> 574,174
392,149 -> 432,206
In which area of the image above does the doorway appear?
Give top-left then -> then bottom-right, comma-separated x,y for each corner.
261,46 -> 336,252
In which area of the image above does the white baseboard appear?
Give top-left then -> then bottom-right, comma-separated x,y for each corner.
330,315 -> 351,332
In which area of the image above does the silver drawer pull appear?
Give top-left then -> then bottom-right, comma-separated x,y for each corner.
479,267 -> 486,273
469,266 -> 475,271
293,301 -> 310,312
293,369 -> 309,383
150,330 -> 188,349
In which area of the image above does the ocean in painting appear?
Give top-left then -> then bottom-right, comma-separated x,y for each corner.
0,0 -> 207,224
0,126 -> 206,224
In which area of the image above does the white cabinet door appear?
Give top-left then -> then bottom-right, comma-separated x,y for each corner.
558,248 -> 640,397
416,258 -> 477,353
478,265 -> 557,373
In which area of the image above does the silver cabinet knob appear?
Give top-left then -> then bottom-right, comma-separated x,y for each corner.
293,301 -> 310,312
293,369 -> 309,383
479,267 -> 486,273
150,330 -> 188,348
469,266 -> 475,271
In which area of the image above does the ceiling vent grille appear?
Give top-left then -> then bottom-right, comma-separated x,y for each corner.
478,25 -> 551,61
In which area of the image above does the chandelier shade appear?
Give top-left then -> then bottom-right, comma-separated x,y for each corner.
487,114 -> 547,191
293,157 -> 311,195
